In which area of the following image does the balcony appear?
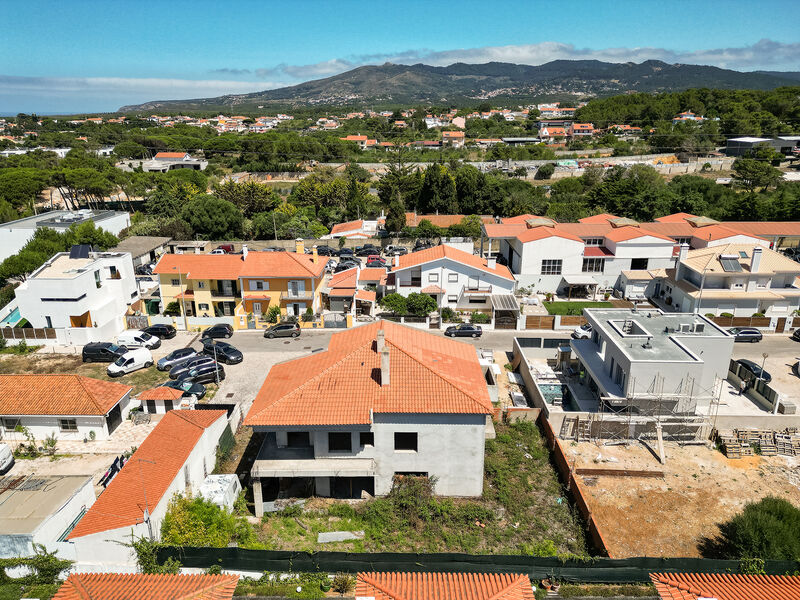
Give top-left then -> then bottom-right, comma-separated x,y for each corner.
211,288 -> 238,298
399,279 -> 422,288
280,290 -> 314,301
463,284 -> 491,293
252,433 -> 374,478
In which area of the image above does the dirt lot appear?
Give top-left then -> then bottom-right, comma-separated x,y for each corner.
566,441 -> 800,557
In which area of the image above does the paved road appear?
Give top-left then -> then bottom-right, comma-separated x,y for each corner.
730,333 -> 800,404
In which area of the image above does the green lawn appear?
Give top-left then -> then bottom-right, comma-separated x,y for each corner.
543,301 -> 612,316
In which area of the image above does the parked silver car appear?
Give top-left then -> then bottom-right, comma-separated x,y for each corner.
157,347 -> 199,371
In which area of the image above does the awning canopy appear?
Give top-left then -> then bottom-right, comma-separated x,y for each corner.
562,274 -> 598,286
491,294 -> 520,311
243,293 -> 272,300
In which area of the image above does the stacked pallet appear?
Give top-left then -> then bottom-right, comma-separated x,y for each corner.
776,433 -> 800,457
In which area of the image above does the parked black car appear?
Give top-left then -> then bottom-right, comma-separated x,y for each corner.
82,342 -> 128,363
728,327 -> 763,343
792,329 -> 800,342
355,244 -> 381,256
178,362 -> 226,384
264,322 -> 301,338
334,261 -> 361,273
444,324 -> 483,338
201,324 -> 234,339
157,347 -> 198,371
169,355 -> 217,380
142,324 -> 177,339
159,379 -> 206,400
337,248 -> 355,257
736,358 -> 772,383
315,245 -> 339,256
413,240 -> 435,251
202,339 -> 243,364
365,260 -> 391,270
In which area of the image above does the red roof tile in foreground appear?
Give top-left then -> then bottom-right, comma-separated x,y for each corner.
68,410 -> 226,539
245,320 -> 492,427
331,219 -> 364,235
356,572 -> 535,600
501,213 -> 538,224
395,245 -> 514,280
0,375 -> 131,416
53,572 -> 239,600
359,268 -> 388,283
650,572 -> 800,600
329,267 -> 358,289
654,212 -> 698,223
579,213 -> 620,224
604,225 -> 676,243
355,289 -> 377,302
138,386 -> 184,401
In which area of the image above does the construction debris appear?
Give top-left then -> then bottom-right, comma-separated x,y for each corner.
717,428 -> 800,458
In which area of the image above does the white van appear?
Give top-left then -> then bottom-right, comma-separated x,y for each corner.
107,348 -> 154,377
0,443 -> 13,475
118,330 -> 161,349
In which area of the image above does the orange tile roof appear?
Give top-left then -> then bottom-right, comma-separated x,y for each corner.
650,572 -> 800,600
579,213 -> 620,224
442,131 -> 465,138
690,224 -> 766,242
331,219 -> 364,235
245,320 -> 492,427
420,284 -> 445,294
654,212 -> 698,223
359,268 -> 388,283
154,252 -> 324,281
356,572 -> 535,600
404,213 -> 494,228
355,289 -> 377,302
604,225 -> 676,243
341,135 -> 368,141
395,245 -> 514,281
53,573 -> 239,600
0,375 -> 131,416
517,226 -> 584,244
502,213 -> 538,224
68,410 -> 226,539
329,267 -> 358,288
154,152 -> 187,159
138,386 -> 184,401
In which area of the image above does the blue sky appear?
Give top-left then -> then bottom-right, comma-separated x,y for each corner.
2,0 -> 799,114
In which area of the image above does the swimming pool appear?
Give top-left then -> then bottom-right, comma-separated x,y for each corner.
0,307 -> 20,327
537,382 -> 578,411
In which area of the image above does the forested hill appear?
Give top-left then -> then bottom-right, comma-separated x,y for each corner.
118,60 -> 799,112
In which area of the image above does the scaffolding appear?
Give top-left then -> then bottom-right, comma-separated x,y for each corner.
560,373 -> 722,443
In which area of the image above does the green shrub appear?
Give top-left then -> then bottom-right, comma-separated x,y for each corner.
331,573 -> 355,595
161,495 -> 255,548
266,305 -> 281,323
163,301 -> 181,316
720,312 -> 734,318
752,312 -> 765,318
470,312 -> 491,324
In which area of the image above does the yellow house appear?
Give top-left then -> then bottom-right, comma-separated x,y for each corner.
153,245 -> 326,330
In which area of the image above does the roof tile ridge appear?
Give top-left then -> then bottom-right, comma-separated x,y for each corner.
172,573 -> 236,600
69,574 -> 95,600
359,573 -> 409,600
169,409 -> 217,431
250,342 -> 371,421
485,574 -> 525,600
386,339 -> 490,412
74,375 -> 107,414
286,250 -> 317,276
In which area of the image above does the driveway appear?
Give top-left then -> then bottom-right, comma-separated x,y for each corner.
731,333 -> 800,407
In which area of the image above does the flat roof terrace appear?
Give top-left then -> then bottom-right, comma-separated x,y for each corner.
584,308 -> 729,363
0,475 -> 91,535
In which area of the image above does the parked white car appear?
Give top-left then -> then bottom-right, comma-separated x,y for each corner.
572,323 -> 593,339
118,330 -> 161,349
0,443 -> 14,475
107,348 -> 154,377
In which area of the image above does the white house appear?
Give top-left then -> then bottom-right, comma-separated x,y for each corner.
661,244 -> 800,317
0,475 -> 95,560
0,210 -> 130,262
67,409 -> 228,570
392,245 -> 517,318
244,321 -> 493,516
15,247 -> 138,345
326,218 -> 383,239
0,374 -> 133,442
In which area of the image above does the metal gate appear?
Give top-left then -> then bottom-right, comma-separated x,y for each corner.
126,315 -> 149,329
495,315 -> 517,330
324,314 -> 347,329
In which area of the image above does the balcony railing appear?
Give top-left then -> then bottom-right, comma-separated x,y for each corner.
280,290 -> 314,301
463,284 -> 491,293
399,279 -> 422,287
211,288 -> 238,297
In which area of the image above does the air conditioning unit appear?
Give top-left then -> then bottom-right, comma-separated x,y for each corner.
694,323 -> 705,333
680,324 -> 691,333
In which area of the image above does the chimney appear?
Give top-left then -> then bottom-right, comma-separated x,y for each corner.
312,245 -> 319,264
394,253 -> 401,268
295,238 -> 305,254
487,256 -> 497,269
677,243 -> 689,263
751,246 -> 762,273
241,244 -> 248,261
380,347 -> 390,386
376,329 -> 385,352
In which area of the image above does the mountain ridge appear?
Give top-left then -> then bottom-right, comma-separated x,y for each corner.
119,59 -> 800,112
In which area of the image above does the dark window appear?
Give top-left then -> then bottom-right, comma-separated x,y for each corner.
59,419 -> 78,432
394,432 -> 418,451
3,417 -> 20,432
164,399 -> 173,412
287,432 -> 311,447
360,432 -> 374,446
630,258 -> 649,270
145,400 -> 156,413
328,432 -> 352,452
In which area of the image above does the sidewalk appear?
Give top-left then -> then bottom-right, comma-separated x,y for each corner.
55,418 -> 160,454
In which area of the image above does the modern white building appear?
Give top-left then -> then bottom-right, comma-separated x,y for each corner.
0,210 -> 130,262
15,247 -> 138,345
0,374 -> 133,442
0,475 -> 95,560
67,410 -> 228,570
570,308 -> 733,405
245,321 -> 493,516
392,245 -> 518,319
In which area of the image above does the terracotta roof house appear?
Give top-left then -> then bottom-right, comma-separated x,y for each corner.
245,321 -> 493,515
650,572 -> 800,600
356,572 -> 535,600
0,374 -> 133,442
138,385 -> 190,414
53,573 -> 239,600
392,245 -> 518,319
68,410 -> 228,569
404,213 -> 494,228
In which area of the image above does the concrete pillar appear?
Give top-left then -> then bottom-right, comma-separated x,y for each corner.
315,477 -> 331,497
252,478 -> 264,518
